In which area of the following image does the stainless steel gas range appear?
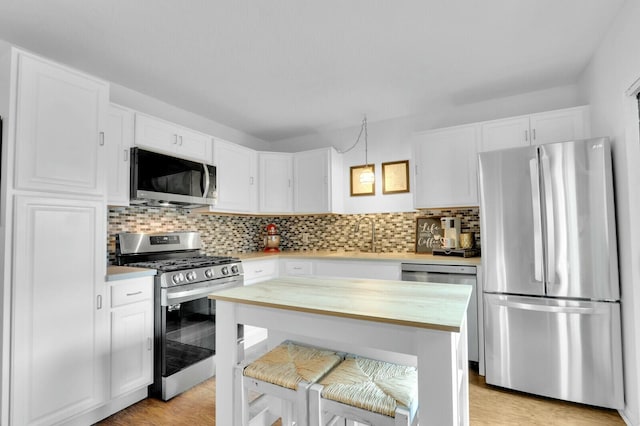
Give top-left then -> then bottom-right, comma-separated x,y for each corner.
115,231 -> 244,400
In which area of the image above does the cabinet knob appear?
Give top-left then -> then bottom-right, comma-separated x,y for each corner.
99,132 -> 105,146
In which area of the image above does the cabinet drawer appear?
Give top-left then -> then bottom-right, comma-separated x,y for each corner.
243,259 -> 278,284
111,277 -> 153,307
283,260 -> 313,276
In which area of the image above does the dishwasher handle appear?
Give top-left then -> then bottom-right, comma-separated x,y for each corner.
401,263 -> 476,275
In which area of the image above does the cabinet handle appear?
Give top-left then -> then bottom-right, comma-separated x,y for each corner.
147,337 -> 152,351
524,130 -> 528,142
97,295 -> 102,310
126,291 -> 143,297
254,269 -> 263,273
415,164 -> 418,176
173,134 -> 178,144
532,128 -> 536,141
288,179 -> 291,188
179,135 -> 183,146
249,176 -> 254,185
99,132 -> 105,146
123,149 -> 129,161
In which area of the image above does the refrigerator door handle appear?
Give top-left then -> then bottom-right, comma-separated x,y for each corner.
493,298 -> 600,315
529,158 -> 543,282
540,154 -> 555,285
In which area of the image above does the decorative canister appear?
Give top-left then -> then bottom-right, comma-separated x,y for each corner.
459,232 -> 474,249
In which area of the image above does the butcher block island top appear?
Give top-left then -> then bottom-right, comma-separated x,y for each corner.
209,275 -> 472,332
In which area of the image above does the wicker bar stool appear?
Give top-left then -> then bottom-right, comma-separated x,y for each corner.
308,357 -> 418,426
238,341 -> 343,426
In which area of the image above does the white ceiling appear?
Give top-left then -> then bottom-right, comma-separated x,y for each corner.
0,0 -> 626,142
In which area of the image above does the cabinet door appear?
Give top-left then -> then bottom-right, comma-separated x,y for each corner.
178,127 -> 212,162
111,301 -> 153,398
106,104 -> 133,206
14,52 -> 108,195
259,152 -> 293,212
413,124 -> 479,208
480,116 -> 530,152
294,148 -> 330,213
529,106 -> 589,145
12,196 -> 107,425
212,140 -> 257,212
134,113 -> 179,155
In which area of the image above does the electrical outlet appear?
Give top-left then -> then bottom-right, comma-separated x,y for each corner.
302,233 -> 309,244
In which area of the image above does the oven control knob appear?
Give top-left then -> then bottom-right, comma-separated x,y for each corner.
231,265 -> 239,274
172,273 -> 183,284
205,269 -> 214,278
186,271 -> 197,281
221,266 -> 229,275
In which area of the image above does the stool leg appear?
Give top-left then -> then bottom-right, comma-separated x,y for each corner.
296,382 -> 311,426
282,399 -> 294,426
308,383 -> 323,426
235,365 -> 250,426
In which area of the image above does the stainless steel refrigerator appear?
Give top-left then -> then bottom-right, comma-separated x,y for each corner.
478,137 -> 624,409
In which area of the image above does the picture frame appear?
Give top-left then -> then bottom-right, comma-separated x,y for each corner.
415,216 -> 443,253
350,164 -> 375,196
382,160 -> 410,194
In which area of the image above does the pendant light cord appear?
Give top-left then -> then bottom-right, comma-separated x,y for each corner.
336,116 -> 368,163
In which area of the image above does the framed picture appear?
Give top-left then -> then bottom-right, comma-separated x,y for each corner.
382,160 -> 410,194
350,165 -> 375,196
415,216 -> 443,253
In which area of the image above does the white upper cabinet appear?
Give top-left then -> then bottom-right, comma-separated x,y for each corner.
106,104 -> 134,206
293,148 -> 334,214
211,138 -> 258,213
412,124 -> 480,208
14,51 -> 108,196
480,106 -> 590,152
259,152 -> 294,213
528,106 -> 590,145
480,116 -> 531,152
134,113 -> 212,162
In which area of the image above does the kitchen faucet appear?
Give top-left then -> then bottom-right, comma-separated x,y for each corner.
354,217 -> 376,252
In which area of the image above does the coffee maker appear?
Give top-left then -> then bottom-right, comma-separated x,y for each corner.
440,217 -> 461,249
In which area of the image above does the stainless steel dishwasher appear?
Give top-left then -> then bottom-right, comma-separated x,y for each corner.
401,263 -> 478,365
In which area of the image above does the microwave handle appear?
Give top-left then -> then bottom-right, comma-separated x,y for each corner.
203,164 -> 211,198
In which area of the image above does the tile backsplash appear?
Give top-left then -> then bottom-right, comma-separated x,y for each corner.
107,207 -> 480,263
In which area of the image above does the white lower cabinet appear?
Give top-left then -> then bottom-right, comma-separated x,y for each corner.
109,276 -> 153,398
11,195 -> 107,426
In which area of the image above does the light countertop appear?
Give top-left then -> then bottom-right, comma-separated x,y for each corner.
209,275 -> 472,332
234,250 -> 481,266
106,266 -> 157,281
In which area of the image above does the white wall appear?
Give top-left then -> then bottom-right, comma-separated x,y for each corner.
272,85 -> 582,213
578,1 -> 640,424
110,84 -> 270,151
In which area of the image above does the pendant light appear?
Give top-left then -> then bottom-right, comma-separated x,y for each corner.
337,115 -> 375,184
359,116 -> 375,184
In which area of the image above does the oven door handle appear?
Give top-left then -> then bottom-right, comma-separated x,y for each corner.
163,279 -> 242,305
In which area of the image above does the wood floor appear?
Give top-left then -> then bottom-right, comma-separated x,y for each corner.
97,370 -> 624,425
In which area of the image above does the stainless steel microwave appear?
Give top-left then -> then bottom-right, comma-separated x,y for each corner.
130,147 -> 217,208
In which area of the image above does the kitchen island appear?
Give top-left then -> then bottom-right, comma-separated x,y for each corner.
210,275 -> 472,426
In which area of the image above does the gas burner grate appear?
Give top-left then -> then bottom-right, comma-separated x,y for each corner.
127,256 -> 237,272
